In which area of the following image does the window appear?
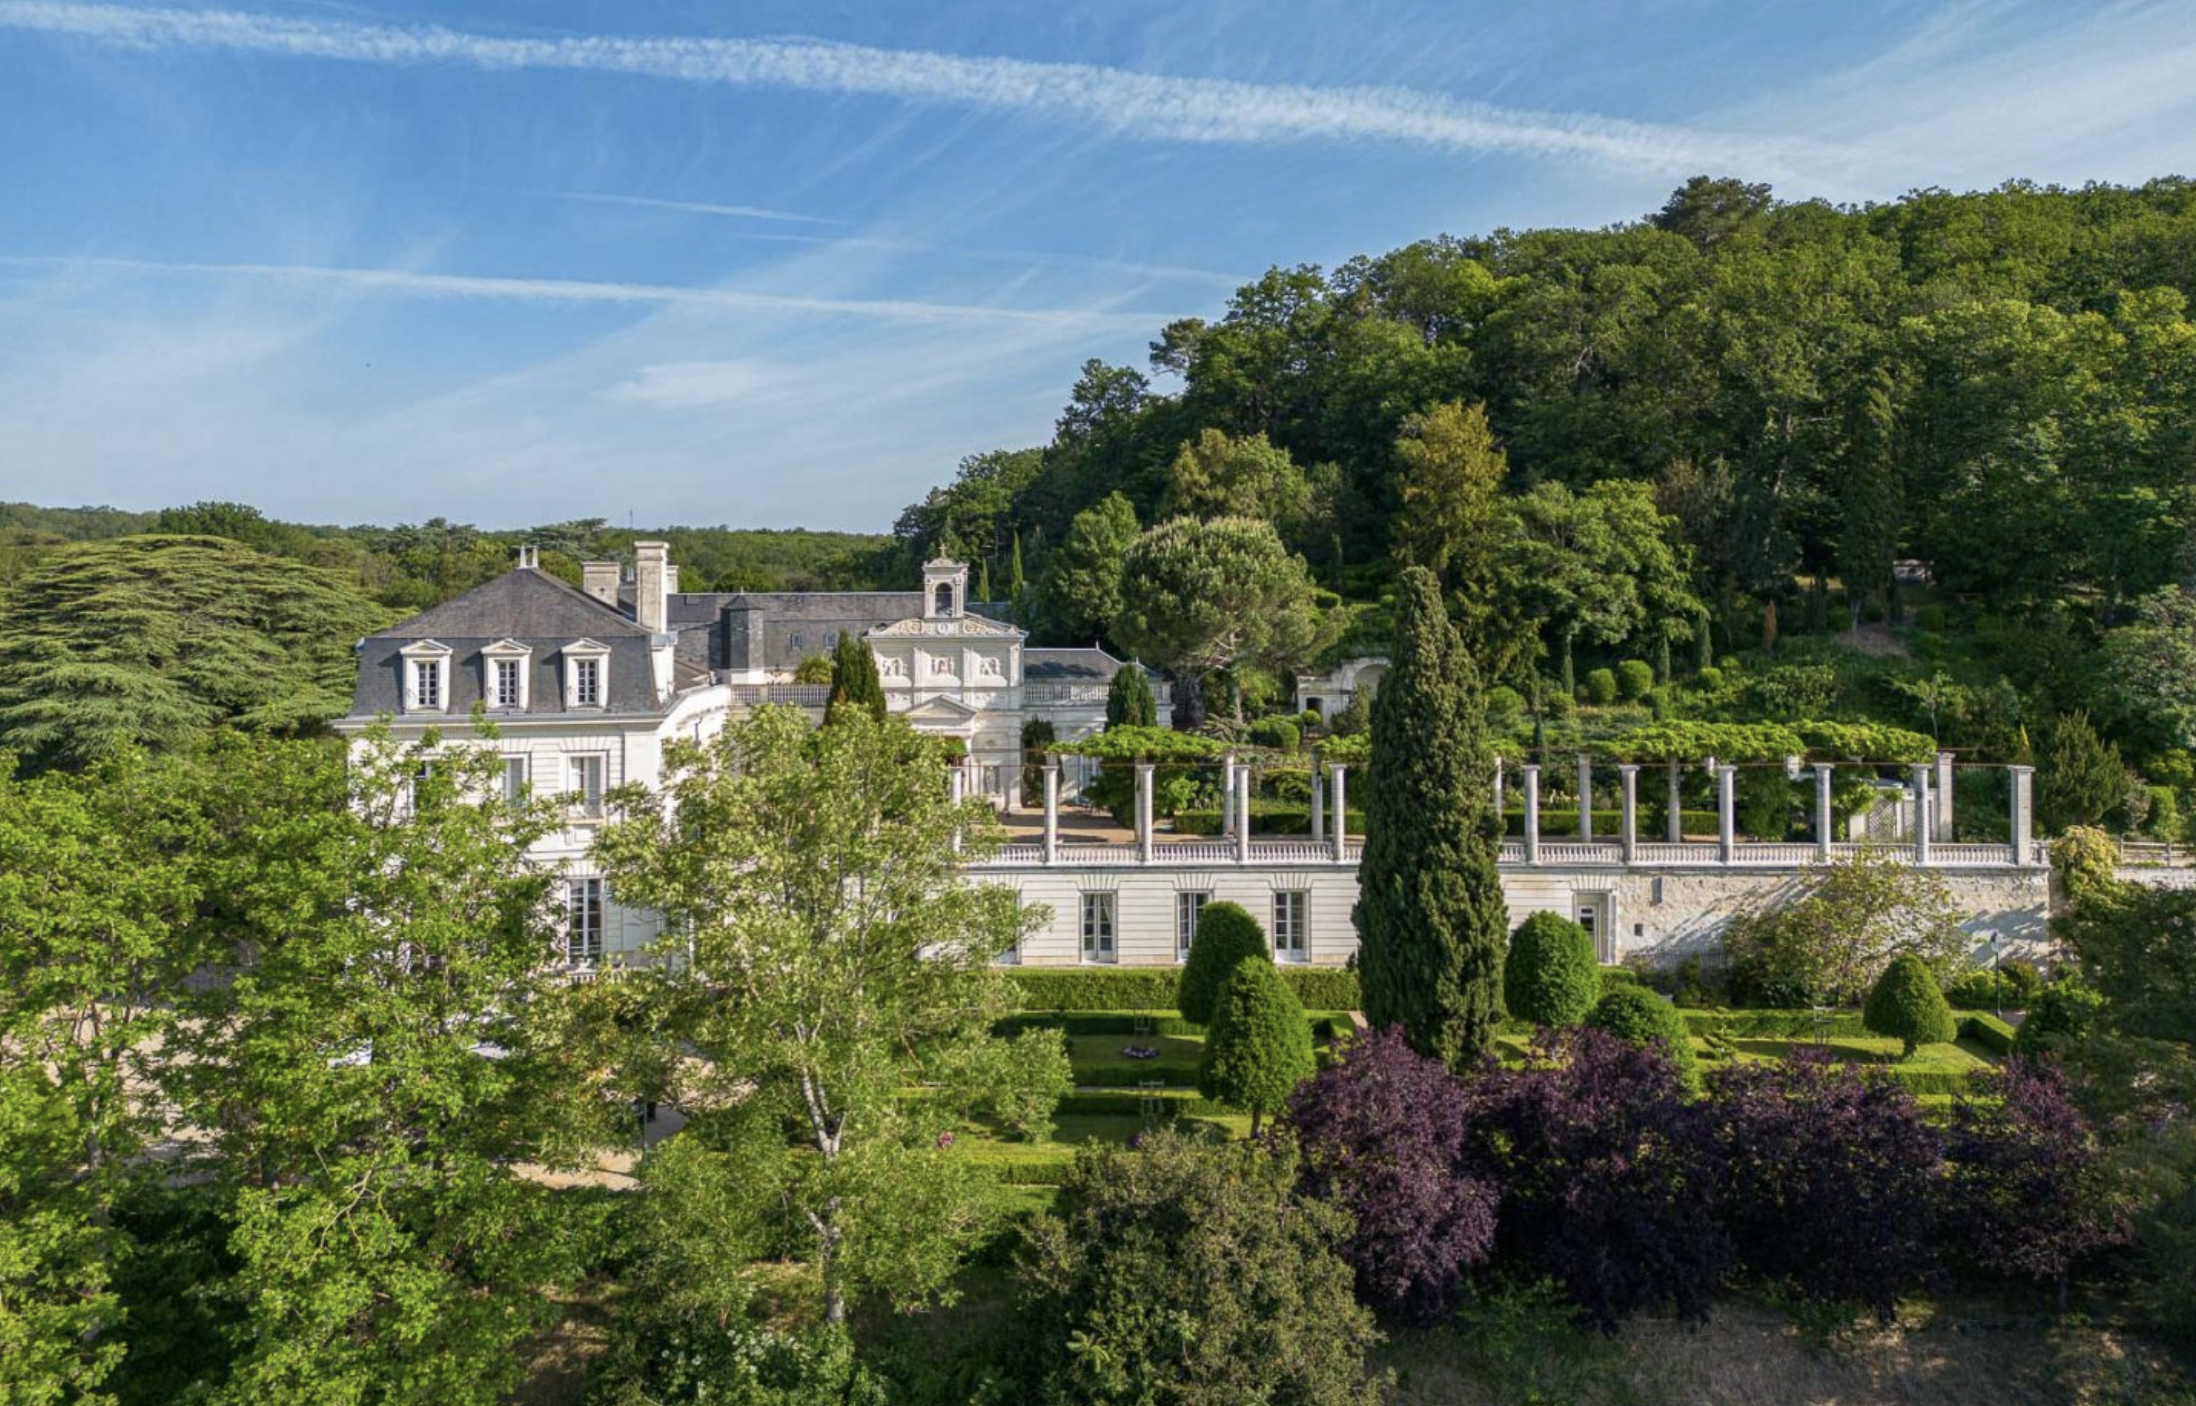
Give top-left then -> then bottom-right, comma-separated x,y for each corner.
1273,891 -> 1308,962
568,754 -> 606,819
566,877 -> 604,968
1176,891 -> 1209,961
934,583 -> 955,616
1576,901 -> 1603,961
573,657 -> 602,708
502,755 -> 528,804
411,658 -> 443,711
1080,892 -> 1116,964
492,657 -> 524,709
995,897 -> 1023,966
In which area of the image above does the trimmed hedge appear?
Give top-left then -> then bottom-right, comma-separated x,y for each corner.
1006,967 -> 1360,1013
1958,1013 -> 2017,1057
1057,1090 -> 1228,1117
996,1010 -> 1351,1041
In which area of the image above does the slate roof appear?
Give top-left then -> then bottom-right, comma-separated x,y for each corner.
349,568 -> 697,719
1024,648 -> 1137,683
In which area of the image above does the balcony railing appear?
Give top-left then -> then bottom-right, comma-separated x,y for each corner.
968,837 -> 2032,870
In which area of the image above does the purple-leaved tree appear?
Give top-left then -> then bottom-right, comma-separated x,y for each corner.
1462,1028 -> 1728,1331
1706,1048 -> 1943,1321
1286,1028 -> 1498,1322
1945,1058 -> 2129,1307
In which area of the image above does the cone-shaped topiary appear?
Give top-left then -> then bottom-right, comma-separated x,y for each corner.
1864,953 -> 1956,1059
1177,901 -> 1269,1026
1199,958 -> 1317,1136
1503,912 -> 1601,1028
1583,986 -> 1697,1090
1354,566 -> 1508,1070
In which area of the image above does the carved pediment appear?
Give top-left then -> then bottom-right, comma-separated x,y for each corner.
867,614 -> 1022,640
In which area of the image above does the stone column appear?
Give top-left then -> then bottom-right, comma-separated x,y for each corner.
1220,754 -> 1237,838
1310,747 -> 1325,838
1667,761 -> 1684,842
1042,758 -> 1060,865
1135,763 -> 1154,864
948,762 -> 965,853
1576,754 -> 1595,843
1813,763 -> 1836,863
1523,764 -> 1542,865
1717,764 -> 1737,864
2009,764 -> 2035,867
1329,764 -> 1348,862
1618,764 -> 1639,865
1935,751 -> 1956,842
1235,761 -> 1253,865
1493,756 -> 1505,816
1911,763 -> 1933,865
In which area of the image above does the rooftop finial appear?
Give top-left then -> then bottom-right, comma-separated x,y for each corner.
517,544 -> 540,570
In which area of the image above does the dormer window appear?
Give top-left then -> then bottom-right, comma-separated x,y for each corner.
481,640 -> 532,712
398,641 -> 452,714
563,640 -> 611,711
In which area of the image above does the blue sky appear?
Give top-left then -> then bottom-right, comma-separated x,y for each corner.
1,1 -> 2192,531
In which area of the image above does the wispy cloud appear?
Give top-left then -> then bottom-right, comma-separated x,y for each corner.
602,359 -> 769,409
0,254 -> 1172,328
553,191 -> 843,227
0,1 -> 1839,178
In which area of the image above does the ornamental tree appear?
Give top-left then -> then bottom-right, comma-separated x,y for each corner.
1177,900 -> 1269,1025
1722,847 -> 1967,1006
1198,958 -> 1317,1136
1503,912 -> 1601,1028
1104,663 -> 1157,730
1015,1127 -> 1386,1406
1286,1029 -> 1497,1322
1863,953 -> 1957,1058
593,705 -> 1046,1325
1462,1029 -> 1728,1330
1354,566 -> 1508,1069
1945,1060 -> 2128,1305
1706,1050 -> 1944,1321
1112,516 -> 1327,722
824,632 -> 888,724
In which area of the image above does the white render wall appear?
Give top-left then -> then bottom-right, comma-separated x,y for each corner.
972,859 -> 2053,969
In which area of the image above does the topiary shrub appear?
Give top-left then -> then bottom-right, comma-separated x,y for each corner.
1299,708 -> 1323,731
1584,986 -> 1697,1090
1503,912 -> 1600,1028
1247,716 -> 1301,752
1584,668 -> 1618,706
1615,659 -> 1654,702
1199,959 -> 1317,1136
1863,953 -> 1956,1059
1693,665 -> 1724,692
1176,901 -> 1269,1026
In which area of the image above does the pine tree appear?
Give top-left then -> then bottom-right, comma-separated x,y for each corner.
1353,566 -> 1508,1068
1104,664 -> 1157,731
824,634 -> 887,725
2038,710 -> 2124,833
1198,958 -> 1316,1136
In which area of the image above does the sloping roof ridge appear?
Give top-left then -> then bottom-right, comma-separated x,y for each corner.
371,568 -> 650,640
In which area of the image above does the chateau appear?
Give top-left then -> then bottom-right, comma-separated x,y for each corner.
342,544 -> 2054,974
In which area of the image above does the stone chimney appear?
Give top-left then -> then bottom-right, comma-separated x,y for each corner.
634,541 -> 671,634
581,560 -> 621,607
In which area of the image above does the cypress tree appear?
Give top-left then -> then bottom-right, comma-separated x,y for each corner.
1104,664 -> 1157,731
1352,566 -> 1508,1068
1197,958 -> 1316,1137
1177,901 -> 1268,1026
824,634 -> 888,725
1007,533 -> 1028,624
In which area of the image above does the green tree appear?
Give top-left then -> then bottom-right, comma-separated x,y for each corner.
1103,664 -> 1157,730
1176,900 -> 1268,1025
2039,710 -> 2125,834
1503,912 -> 1600,1028
1863,953 -> 1957,1059
1015,1127 -> 1387,1406
1723,848 -> 1968,1006
0,535 -> 392,773
1583,987 -> 1698,1088
1112,517 -> 1328,722
1198,960 -> 1317,1136
824,633 -> 888,725
1039,492 -> 1139,646
1161,428 -> 1313,531
1391,400 -> 1506,584
1354,566 -> 1508,1068
2100,587 -> 2196,752
592,706 -> 1044,1326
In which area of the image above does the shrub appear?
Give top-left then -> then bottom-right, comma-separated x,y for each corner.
935,1027 -> 1075,1142
1958,1013 -> 2017,1056
1299,708 -> 1324,731
1463,1029 -> 1727,1329
2146,785 -> 2182,840
1015,1128 -> 1386,1406
1503,912 -> 1601,1028
1707,1050 -> 1943,1321
1247,716 -> 1301,752
1198,960 -> 1317,1136
1614,659 -> 1654,702
1008,969 -> 1181,1012
1176,902 -> 1269,1026
1287,1028 -> 1497,1322
791,654 -> 835,685
1584,668 -> 1618,706
1485,685 -> 1525,727
1949,962 -> 2042,1011
1913,604 -> 1947,633
2011,979 -> 2106,1058
1863,954 -> 1957,1059
1583,986 -> 1697,1089
1723,849 -> 1967,1007
1286,968 -> 1363,1011
1693,665 -> 1724,692
1538,685 -> 1573,720
1945,1060 -> 2127,1300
